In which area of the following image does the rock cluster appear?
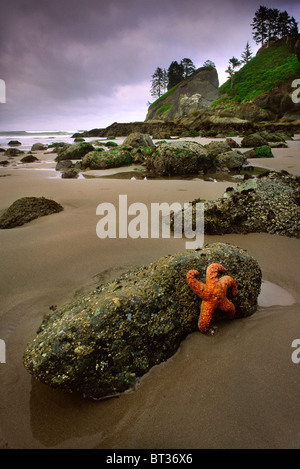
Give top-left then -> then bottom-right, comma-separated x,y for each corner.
23,243 -> 262,399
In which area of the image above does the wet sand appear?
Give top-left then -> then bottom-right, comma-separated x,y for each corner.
0,138 -> 299,449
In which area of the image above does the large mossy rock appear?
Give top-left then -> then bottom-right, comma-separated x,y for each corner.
23,243 -> 262,399
57,142 -> 94,161
0,197 -> 63,229
145,140 -> 212,176
81,145 -> 133,169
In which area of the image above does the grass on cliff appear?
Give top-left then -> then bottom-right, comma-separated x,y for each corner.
211,40 -> 300,108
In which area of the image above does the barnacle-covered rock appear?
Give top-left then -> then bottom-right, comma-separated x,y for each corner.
23,243 -> 262,399
203,171 -> 300,237
178,171 -> 300,238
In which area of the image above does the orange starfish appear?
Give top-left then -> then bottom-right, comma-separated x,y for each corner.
187,263 -> 238,333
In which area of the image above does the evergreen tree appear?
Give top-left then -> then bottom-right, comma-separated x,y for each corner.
251,5 -> 298,46
277,10 -> 292,38
226,57 -> 241,89
167,61 -> 184,90
251,5 -> 269,46
181,58 -> 196,78
290,16 -> 299,38
150,67 -> 167,100
203,60 -> 216,68
266,8 -> 280,44
241,41 -> 253,64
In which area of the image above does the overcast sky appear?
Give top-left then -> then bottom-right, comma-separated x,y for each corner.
1,0 -> 300,131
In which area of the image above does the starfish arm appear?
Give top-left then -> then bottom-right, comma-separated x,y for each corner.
198,299 -> 218,333
219,297 -> 236,320
186,270 -> 207,298
206,263 -> 227,283
219,275 -> 238,296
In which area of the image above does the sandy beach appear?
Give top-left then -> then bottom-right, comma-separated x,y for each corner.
0,135 -> 299,449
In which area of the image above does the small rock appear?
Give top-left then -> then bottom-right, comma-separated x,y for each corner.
20,155 -> 39,163
31,143 -> 47,151
0,197 -> 63,229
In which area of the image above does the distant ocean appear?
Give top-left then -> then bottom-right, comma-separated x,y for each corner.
0,130 -> 87,151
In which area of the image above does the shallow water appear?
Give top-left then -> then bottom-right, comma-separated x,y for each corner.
258,280 -> 295,307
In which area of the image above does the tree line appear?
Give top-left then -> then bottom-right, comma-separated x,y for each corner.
226,5 -> 298,88
150,58 -> 216,101
251,5 -> 298,47
150,5 -> 299,101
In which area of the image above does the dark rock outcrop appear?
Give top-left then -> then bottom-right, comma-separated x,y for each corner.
72,121 -> 187,139
23,243 -> 262,399
0,197 -> 63,229
20,155 -> 39,163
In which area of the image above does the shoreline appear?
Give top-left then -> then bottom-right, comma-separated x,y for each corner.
0,134 -> 299,449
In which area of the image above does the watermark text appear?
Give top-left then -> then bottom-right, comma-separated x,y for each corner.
0,79 -> 6,103
0,339 -> 6,363
96,195 -> 204,249
291,339 -> 300,364
291,79 -> 300,104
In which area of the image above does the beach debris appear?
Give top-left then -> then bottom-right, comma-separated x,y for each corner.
0,196 -> 63,229
186,264 -> 237,334
23,243 -> 261,399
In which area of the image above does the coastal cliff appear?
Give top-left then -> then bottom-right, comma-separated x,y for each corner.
145,66 -> 219,122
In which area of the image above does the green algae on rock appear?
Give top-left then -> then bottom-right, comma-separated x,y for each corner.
23,243 -> 261,400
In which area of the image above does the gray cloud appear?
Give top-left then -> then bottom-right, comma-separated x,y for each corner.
1,0 -> 300,130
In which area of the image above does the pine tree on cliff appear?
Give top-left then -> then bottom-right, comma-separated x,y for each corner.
266,8 -> 280,44
150,67 -> 168,99
241,41 -> 253,64
226,57 -> 241,89
251,5 -> 269,46
181,58 -> 196,78
277,10 -> 292,38
251,6 -> 299,46
167,61 -> 184,90
289,17 -> 299,38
